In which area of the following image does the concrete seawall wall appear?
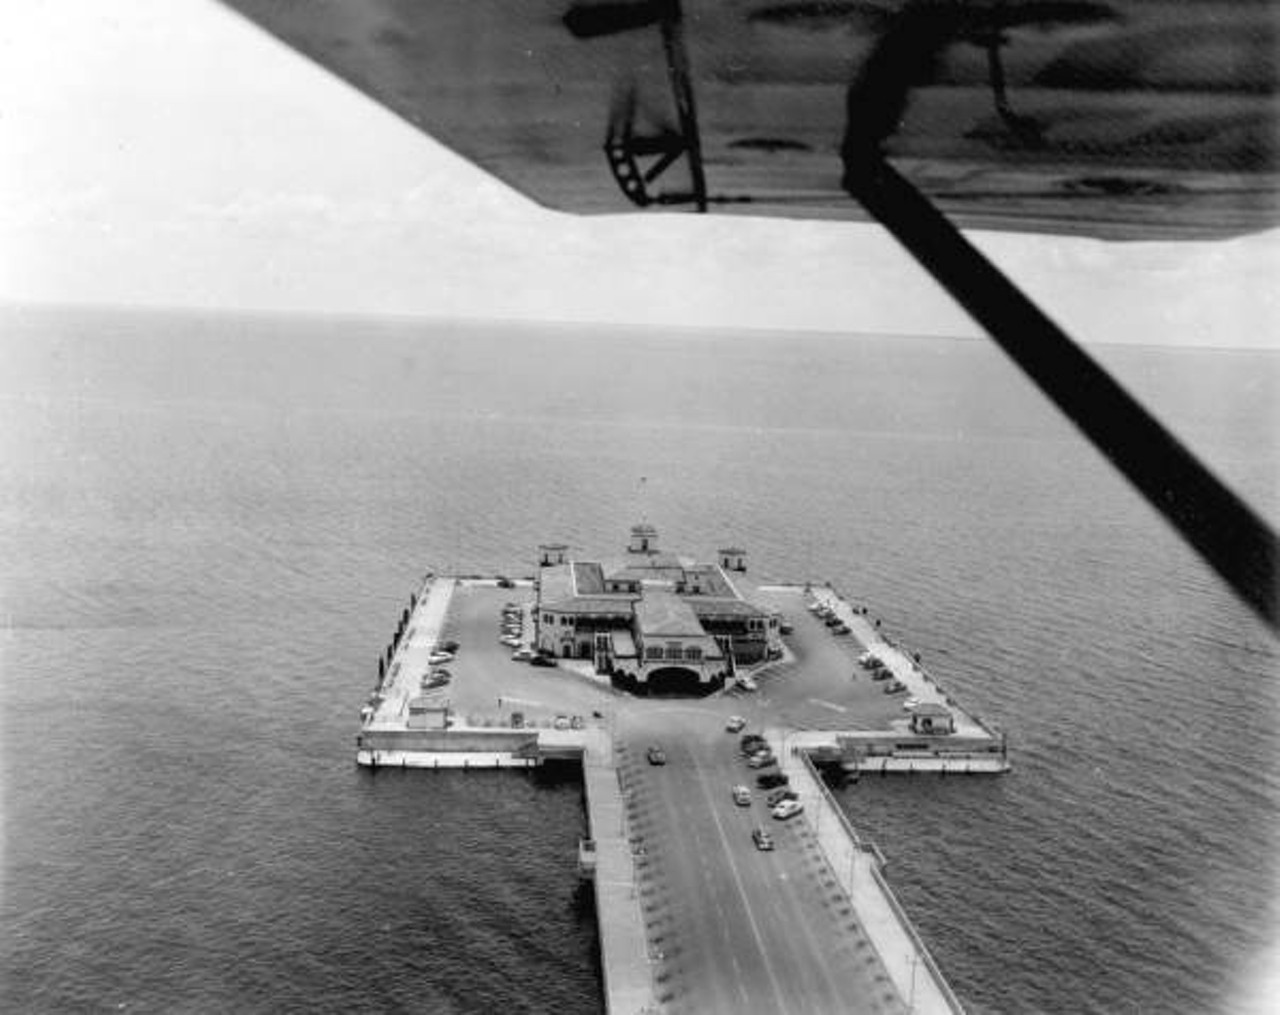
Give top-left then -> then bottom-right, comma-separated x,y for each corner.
357,729 -> 536,754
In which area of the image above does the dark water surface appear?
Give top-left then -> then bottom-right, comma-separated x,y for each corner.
1,306 -> 1276,1013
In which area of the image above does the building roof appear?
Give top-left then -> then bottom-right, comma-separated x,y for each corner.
539,537 -> 768,624
689,598 -> 768,619
572,561 -> 604,594
913,703 -> 952,717
542,595 -> 636,616
611,629 -> 637,658
538,563 -> 575,605
635,591 -> 708,638
680,564 -> 736,597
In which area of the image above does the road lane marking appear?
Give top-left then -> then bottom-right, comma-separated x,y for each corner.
808,698 -> 848,713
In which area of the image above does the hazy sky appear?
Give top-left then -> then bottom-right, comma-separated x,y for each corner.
2,0 -> 1278,348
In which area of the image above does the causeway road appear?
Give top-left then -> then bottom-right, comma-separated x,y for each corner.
618,707 -> 906,1015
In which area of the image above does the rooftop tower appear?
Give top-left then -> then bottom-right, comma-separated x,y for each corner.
719,547 -> 747,572
539,543 -> 568,567
628,523 -> 658,555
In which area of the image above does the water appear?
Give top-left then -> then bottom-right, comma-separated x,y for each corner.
1,305 -> 1276,1013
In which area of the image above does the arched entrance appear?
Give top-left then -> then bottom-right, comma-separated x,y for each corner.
645,666 -> 708,697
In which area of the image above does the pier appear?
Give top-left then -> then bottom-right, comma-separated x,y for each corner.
356,551 -> 1007,1014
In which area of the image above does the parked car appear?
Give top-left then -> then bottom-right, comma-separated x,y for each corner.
732,785 -> 752,806
529,654 -> 556,668
771,799 -> 804,820
779,622 -> 794,635
752,827 -> 775,851
740,736 -> 768,756
439,639 -> 460,653
736,675 -> 757,692
553,715 -> 571,730
766,787 -> 799,807
757,771 -> 788,789
427,651 -> 454,665
512,647 -> 534,661
747,751 -> 776,769
496,576 -> 515,588
725,715 -> 747,733
646,745 -> 667,766
884,680 -> 906,694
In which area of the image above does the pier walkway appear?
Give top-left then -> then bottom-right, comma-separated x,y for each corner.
581,730 -> 657,1015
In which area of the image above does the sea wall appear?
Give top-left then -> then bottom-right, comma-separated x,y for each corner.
357,728 -> 537,754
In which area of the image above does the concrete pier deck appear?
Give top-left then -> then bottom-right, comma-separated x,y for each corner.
356,575 -> 1005,1013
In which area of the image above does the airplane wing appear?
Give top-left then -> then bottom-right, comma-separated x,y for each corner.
216,0 -> 1278,628
219,0 -> 1277,237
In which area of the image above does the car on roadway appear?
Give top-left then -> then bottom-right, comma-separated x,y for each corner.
903,697 -> 920,710
766,787 -> 799,807
725,715 -> 747,733
735,675 -> 757,692
752,827 -> 775,851
757,771 -> 788,789
771,799 -> 804,821
646,745 -> 667,766
732,785 -> 751,806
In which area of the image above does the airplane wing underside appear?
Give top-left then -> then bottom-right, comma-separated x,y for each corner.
220,0 -> 1278,239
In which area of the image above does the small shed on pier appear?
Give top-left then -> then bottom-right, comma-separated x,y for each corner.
909,703 -> 954,735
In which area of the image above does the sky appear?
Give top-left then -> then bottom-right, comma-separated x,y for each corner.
1,0 -> 1278,349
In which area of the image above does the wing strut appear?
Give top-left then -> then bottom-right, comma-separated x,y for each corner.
841,2 -> 1278,632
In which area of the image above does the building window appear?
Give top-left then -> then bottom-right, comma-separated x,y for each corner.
543,613 -> 552,625
646,646 -> 664,660
684,646 -> 702,661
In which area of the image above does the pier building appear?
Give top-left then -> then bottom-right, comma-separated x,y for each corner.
534,526 -> 781,693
